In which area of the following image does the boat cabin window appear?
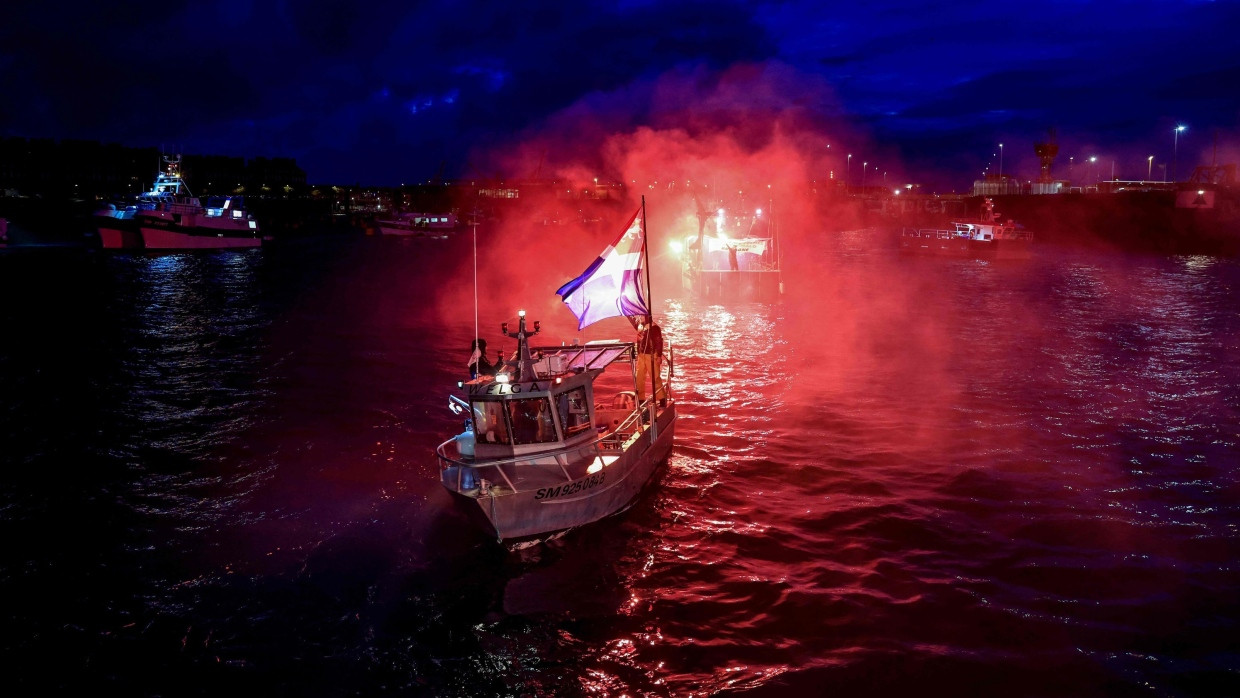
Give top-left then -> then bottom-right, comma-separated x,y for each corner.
508,396 -> 558,445
556,387 -> 592,437
472,397 -> 558,445
473,400 -> 511,444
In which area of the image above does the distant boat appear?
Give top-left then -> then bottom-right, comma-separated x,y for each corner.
374,211 -> 460,236
898,197 -> 1034,259
677,195 -> 784,300
93,154 -> 263,250
435,200 -> 676,547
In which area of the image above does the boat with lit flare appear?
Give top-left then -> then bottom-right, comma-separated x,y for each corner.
676,196 -> 783,300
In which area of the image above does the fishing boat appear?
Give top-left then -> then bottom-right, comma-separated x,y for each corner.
898,197 -> 1034,259
135,193 -> 262,249
676,194 -> 783,300
95,154 -> 263,250
374,211 -> 460,237
435,200 -> 676,546
93,153 -> 192,249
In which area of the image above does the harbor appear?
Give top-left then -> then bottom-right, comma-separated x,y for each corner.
4,1 -> 1240,692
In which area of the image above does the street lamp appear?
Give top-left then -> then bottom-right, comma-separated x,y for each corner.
1147,155 -> 1153,181
862,161 -> 868,187
999,143 -> 1004,178
1089,156 -> 1097,185
847,154 -> 852,186
1173,125 -> 1187,182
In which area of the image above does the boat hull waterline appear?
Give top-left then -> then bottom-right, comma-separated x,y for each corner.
899,230 -> 1033,260
139,225 -> 263,249
442,405 -> 675,544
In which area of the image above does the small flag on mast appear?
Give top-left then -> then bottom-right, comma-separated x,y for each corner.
556,205 -> 649,330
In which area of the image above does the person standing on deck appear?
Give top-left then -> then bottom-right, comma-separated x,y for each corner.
467,338 -> 495,379
633,315 -> 665,408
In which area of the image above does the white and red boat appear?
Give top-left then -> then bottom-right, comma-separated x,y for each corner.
94,154 -> 263,250
136,193 -> 262,249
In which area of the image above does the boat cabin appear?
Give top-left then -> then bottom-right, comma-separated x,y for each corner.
459,341 -> 636,459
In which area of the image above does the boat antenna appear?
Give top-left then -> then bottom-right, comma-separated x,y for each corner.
472,193 -> 479,348
772,192 -> 784,295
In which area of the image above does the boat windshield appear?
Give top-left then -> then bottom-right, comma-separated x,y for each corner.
473,396 -> 558,445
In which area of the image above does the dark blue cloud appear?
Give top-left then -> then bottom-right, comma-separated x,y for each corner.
1,0 -> 1236,189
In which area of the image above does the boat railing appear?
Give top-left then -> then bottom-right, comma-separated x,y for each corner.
436,409 -> 645,494
901,227 -> 960,240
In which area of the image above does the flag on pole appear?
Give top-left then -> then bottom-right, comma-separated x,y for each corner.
556,205 -> 649,330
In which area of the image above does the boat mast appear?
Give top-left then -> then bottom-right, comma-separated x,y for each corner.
502,310 -> 540,382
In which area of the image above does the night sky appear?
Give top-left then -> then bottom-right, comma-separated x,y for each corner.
3,0 -> 1238,191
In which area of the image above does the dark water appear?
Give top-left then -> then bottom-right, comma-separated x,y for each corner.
2,231 -> 1239,697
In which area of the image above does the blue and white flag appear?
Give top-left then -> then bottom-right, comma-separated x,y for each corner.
556,206 -> 648,330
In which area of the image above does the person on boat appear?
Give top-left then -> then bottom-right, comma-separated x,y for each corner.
726,244 -> 740,271
467,338 -> 495,379
632,315 -> 666,408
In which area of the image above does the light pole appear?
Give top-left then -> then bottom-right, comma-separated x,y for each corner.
1147,155 -> 1153,181
1089,156 -> 1097,186
1173,125 -> 1186,182
999,143 -> 1004,178
847,154 -> 852,186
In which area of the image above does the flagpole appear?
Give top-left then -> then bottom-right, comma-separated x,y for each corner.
640,196 -> 660,435
641,196 -> 653,316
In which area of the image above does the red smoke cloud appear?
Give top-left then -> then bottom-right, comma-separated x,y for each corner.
433,62 -> 877,343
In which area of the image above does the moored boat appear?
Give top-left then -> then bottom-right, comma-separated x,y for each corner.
374,211 -> 460,237
899,197 -> 1033,259
93,153 -> 192,249
136,194 -> 262,249
435,200 -> 676,547
94,154 -> 263,250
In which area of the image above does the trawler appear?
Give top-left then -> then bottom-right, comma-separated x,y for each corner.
898,197 -> 1034,259
677,194 -> 783,300
435,199 -> 676,546
94,154 -> 263,250
437,313 -> 675,545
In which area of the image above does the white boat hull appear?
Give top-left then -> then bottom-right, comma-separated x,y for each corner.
452,406 -> 675,544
